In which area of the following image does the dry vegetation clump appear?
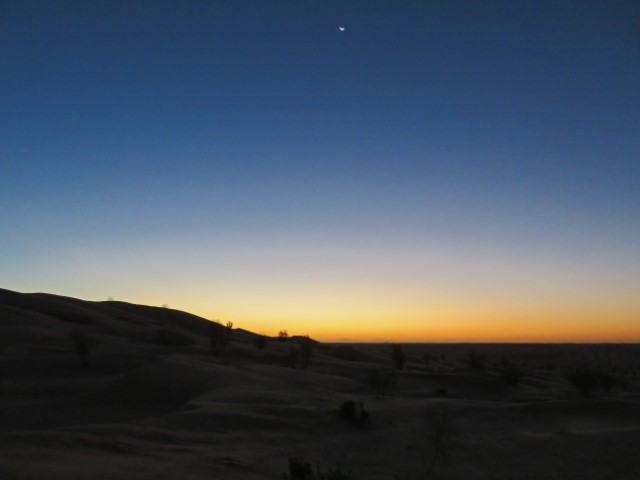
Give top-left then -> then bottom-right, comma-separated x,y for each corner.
284,457 -> 353,480
70,329 -> 94,367
365,369 -> 397,399
337,400 -> 370,428
285,457 -> 313,480
225,320 -> 233,337
278,329 -> 289,341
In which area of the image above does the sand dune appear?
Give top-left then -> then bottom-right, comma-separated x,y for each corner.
1,288 -> 639,479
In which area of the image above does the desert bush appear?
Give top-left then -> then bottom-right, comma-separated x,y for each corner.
316,465 -> 352,480
338,400 -> 370,427
253,334 -> 268,350
225,321 -> 233,338
284,457 -> 353,480
285,457 -> 314,480
154,328 -> 194,347
71,330 -> 94,367
423,406 -> 455,475
390,344 -> 406,370
467,350 -> 486,370
279,330 -> 289,342
299,335 -> 313,369
365,369 -> 397,399
338,400 -> 357,419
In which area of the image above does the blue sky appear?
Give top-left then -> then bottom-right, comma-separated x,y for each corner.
2,1 -> 639,340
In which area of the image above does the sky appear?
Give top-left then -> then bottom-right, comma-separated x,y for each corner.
2,0 -> 639,341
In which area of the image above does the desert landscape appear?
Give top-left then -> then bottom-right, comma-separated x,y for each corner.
3,2 -> 639,479
1,288 -> 639,479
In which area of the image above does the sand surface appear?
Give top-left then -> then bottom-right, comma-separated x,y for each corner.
1,288 -> 639,479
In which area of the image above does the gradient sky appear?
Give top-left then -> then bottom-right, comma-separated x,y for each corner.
2,0 -> 639,341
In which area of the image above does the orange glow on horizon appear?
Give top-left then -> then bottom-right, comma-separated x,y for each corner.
183,305 -> 640,344
46,244 -> 640,344
109,255 -> 638,344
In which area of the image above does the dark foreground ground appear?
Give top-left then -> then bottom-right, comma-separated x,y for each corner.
1,288 -> 640,479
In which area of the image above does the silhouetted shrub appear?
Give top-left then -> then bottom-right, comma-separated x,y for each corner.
338,400 -> 357,418
253,334 -> 268,350
467,350 -> 486,370
365,369 -> 397,399
501,366 -> 522,386
154,329 -> 194,347
391,344 -> 406,370
71,330 -> 94,367
299,335 -> 313,369
284,457 -> 353,480
225,321 -> 233,339
278,330 -> 289,342
338,400 -> 370,428
286,457 -> 314,480
316,465 -> 352,480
